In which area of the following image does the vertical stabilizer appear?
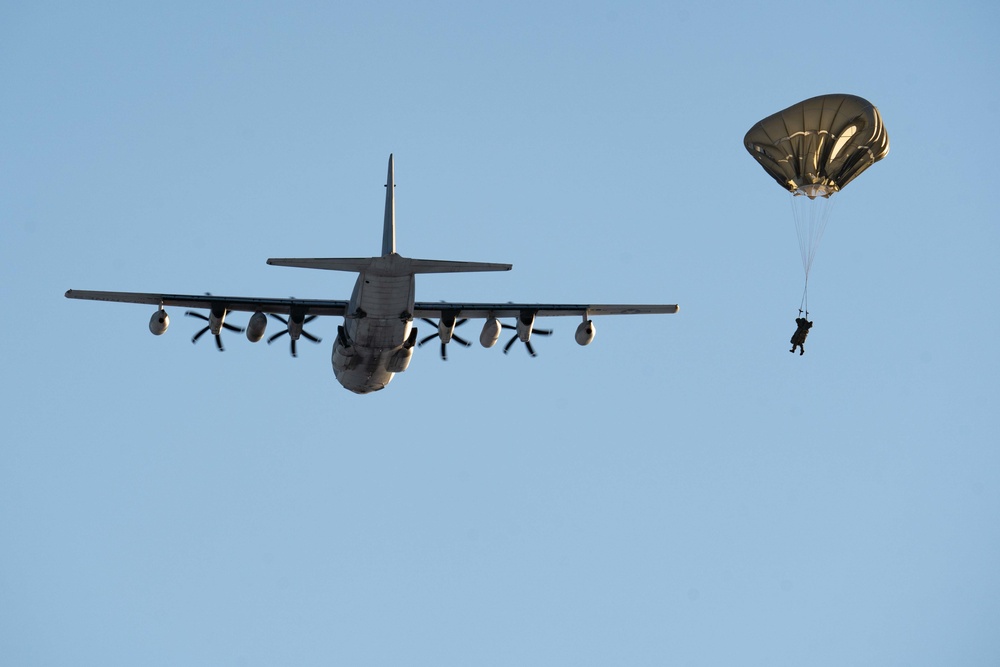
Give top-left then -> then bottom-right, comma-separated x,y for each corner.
382,154 -> 396,256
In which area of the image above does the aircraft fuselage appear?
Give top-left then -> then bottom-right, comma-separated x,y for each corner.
332,255 -> 417,394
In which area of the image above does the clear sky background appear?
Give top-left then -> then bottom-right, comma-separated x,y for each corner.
3,2 -> 998,665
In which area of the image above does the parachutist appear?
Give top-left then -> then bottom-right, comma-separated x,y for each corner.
745,95 -> 889,315
789,317 -> 813,355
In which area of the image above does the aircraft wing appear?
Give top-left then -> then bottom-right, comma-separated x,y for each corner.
412,302 -> 678,319
65,291 -> 677,319
64,290 -> 350,316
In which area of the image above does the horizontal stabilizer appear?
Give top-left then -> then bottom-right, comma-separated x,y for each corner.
267,258 -> 374,272
267,255 -> 511,276
408,259 -> 512,274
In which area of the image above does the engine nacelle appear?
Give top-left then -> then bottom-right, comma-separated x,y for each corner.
575,320 -> 595,346
480,317 -> 501,348
285,311 -> 306,341
246,311 -> 267,342
149,309 -> 169,335
516,310 -> 536,342
436,313 -> 458,344
207,306 -> 227,335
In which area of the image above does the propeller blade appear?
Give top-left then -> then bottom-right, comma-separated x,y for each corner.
420,317 -> 470,360
187,310 -> 241,350
265,311 -> 321,356
500,323 -> 550,357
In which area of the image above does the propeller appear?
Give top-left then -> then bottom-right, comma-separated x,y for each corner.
501,323 -> 553,357
418,317 -> 472,360
266,313 -> 321,358
185,310 -> 245,351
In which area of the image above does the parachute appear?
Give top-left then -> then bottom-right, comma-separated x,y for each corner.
744,94 -> 889,314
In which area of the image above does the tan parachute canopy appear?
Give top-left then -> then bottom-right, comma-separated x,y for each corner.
744,94 -> 889,198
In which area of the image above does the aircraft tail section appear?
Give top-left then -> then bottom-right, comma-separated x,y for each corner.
267,154 -> 512,276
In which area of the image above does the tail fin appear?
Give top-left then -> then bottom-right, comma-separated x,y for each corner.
383,154 -> 395,256
267,153 -> 512,275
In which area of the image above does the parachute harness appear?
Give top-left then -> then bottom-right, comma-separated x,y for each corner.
799,281 -> 809,320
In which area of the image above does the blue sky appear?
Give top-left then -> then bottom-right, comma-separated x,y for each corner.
3,2 -> 999,665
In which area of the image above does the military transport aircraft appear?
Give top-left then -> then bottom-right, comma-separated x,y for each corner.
66,155 -> 679,394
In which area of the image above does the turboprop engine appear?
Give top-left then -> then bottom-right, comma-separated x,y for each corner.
502,310 -> 553,357
267,311 -> 322,357
417,311 -> 472,360
185,305 -> 244,351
